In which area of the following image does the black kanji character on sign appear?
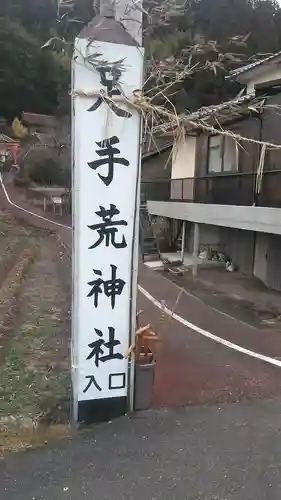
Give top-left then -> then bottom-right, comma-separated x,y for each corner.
83,375 -> 102,393
87,327 -> 123,367
109,372 -> 126,390
88,204 -> 127,250
88,136 -> 129,187
87,264 -> 125,309
88,65 -> 132,118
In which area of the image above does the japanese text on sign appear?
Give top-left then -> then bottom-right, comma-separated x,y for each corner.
84,62 -> 133,396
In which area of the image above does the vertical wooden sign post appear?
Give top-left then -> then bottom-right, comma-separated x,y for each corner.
72,13 -> 144,423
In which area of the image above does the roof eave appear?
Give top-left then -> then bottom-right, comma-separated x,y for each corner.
227,54 -> 281,83
142,144 -> 172,160
227,69 -> 268,84
186,107 -> 263,134
163,104 -> 264,137
226,73 -> 250,83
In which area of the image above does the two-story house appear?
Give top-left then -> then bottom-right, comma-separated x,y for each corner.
146,51 -> 281,291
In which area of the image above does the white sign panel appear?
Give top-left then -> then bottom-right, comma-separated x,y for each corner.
72,36 -> 143,419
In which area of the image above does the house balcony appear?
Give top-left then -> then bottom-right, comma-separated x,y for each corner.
140,179 -> 171,203
143,170 -> 281,236
142,170 -> 281,208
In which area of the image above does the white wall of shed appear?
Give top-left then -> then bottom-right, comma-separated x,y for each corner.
172,136 -> 196,179
246,65 -> 281,93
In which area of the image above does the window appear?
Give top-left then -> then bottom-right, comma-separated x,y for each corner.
207,135 -> 238,173
208,135 -> 222,173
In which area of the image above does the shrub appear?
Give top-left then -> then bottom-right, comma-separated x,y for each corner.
27,158 -> 67,186
13,174 -> 31,188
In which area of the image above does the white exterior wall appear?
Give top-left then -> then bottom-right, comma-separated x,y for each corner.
172,136 -> 196,179
246,65 -> 281,94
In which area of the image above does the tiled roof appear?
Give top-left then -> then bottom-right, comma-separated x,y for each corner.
184,92 -> 256,121
153,92 -> 265,135
22,112 -> 56,127
227,51 -> 281,80
142,136 -> 174,158
0,134 -> 19,144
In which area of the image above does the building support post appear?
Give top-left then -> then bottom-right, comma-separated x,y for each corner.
192,223 -> 200,277
180,221 -> 186,263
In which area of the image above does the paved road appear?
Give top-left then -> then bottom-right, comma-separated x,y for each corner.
2,399 -> 281,500
138,265 -> 281,407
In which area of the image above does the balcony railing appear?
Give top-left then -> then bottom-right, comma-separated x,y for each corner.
142,170 -> 281,208
141,179 -> 171,203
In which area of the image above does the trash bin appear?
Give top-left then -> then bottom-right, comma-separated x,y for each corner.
134,360 -> 156,411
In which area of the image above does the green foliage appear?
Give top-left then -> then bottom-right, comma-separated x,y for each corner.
2,0 -> 281,121
0,0 -> 95,121
145,0 -> 281,110
0,18 -> 69,120
12,117 -> 28,139
147,32 -> 190,61
55,0 -> 95,41
0,0 -> 57,40
13,174 -> 31,188
27,158 -> 68,186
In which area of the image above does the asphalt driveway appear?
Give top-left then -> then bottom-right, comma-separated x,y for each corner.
2,399 -> 281,500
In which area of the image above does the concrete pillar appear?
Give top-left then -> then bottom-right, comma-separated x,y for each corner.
192,223 -> 200,277
180,221 -> 186,263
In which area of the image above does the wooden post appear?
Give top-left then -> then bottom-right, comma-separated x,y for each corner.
71,14 -> 144,423
192,223 -> 200,277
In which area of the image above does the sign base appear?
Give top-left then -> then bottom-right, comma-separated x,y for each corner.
77,396 -> 127,424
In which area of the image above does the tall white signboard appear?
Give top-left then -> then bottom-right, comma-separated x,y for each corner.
72,17 -> 143,423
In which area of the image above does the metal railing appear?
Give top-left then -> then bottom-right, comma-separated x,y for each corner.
142,170 -> 281,208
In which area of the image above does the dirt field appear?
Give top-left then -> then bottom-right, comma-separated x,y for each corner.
0,211 -> 71,454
